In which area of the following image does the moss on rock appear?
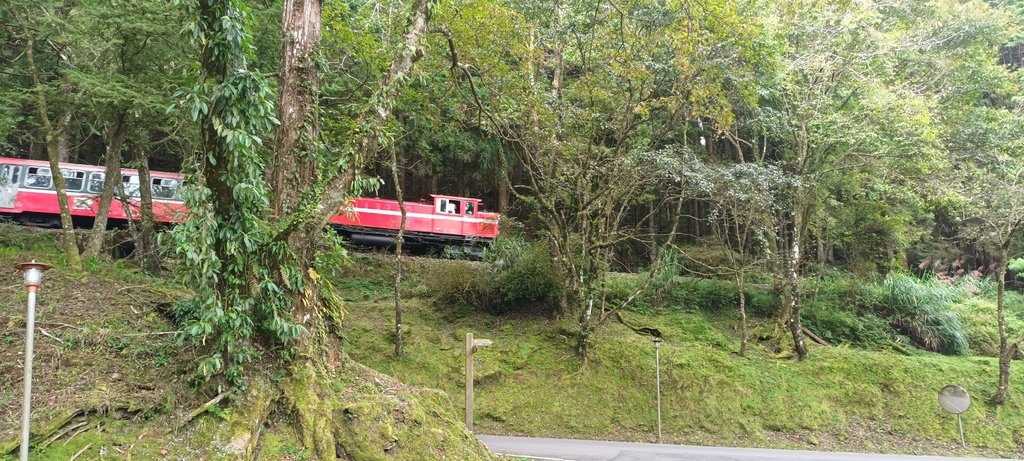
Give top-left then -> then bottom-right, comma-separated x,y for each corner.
330,362 -> 493,461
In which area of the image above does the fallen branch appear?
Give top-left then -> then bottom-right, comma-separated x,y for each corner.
38,327 -> 64,344
117,285 -> 150,294
168,391 -> 229,434
801,326 -> 830,347
42,322 -> 83,331
889,341 -> 914,356
39,419 -> 87,448
69,443 -> 93,461
122,330 -> 182,337
62,425 -> 90,446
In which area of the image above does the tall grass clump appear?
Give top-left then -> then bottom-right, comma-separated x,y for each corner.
883,273 -> 969,355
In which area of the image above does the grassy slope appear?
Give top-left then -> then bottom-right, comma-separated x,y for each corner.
0,232 -> 494,461
341,255 -> 1024,458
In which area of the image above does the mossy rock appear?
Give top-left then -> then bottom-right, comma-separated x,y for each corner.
333,363 -> 493,461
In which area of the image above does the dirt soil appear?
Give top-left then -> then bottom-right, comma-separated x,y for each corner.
0,246 -> 202,455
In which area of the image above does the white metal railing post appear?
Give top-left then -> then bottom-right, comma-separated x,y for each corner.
654,337 -> 662,444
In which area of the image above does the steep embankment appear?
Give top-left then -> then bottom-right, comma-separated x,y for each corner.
340,254 -> 1024,458
0,229 -> 492,461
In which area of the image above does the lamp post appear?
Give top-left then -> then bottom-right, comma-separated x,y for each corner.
653,336 -> 662,444
15,260 -> 49,461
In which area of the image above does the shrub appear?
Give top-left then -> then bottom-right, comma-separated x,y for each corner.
495,242 -> 558,305
882,273 -> 969,355
802,301 -> 891,347
0,220 -> 57,251
423,261 -> 497,308
426,236 -> 558,312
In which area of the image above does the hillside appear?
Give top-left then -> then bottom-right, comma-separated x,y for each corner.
339,254 -> 1024,458
0,230 -> 492,461
2,232 -> 1024,459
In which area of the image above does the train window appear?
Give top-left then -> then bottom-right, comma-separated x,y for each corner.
0,165 -> 21,186
24,167 -> 52,189
88,173 -> 105,194
63,170 -> 85,191
436,198 -> 461,215
465,201 -> 475,216
152,177 -> 181,200
121,175 -> 141,198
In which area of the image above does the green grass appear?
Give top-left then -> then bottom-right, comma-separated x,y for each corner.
341,259 -> 1024,457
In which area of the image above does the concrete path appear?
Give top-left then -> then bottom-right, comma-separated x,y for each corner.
477,435 -> 1020,461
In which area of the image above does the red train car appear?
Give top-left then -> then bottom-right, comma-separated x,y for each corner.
0,157 -> 187,227
332,195 -> 500,249
0,157 -> 499,250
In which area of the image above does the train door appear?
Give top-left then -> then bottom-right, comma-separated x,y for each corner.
0,164 -> 19,209
462,200 -> 477,237
433,197 -> 463,235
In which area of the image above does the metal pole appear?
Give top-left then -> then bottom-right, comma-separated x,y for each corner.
20,288 -> 37,461
466,332 -> 474,432
958,413 -> 965,448
654,337 -> 662,444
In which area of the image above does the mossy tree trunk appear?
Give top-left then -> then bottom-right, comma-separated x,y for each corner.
84,112 -> 127,259
995,246 -> 1011,404
135,148 -> 161,273
23,28 -> 83,271
390,147 -> 407,357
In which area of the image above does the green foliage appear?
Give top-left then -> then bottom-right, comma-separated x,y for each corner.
166,0 -> 306,385
951,293 -> 1024,356
492,240 -> 558,307
341,267 -> 1024,455
426,236 -> 558,313
606,273 -> 775,317
423,261 -> 496,308
0,221 -> 58,252
802,303 -> 892,348
883,273 -> 969,356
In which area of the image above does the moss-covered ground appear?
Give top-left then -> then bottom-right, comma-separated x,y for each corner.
0,230 -> 493,460
341,254 -> 1024,458
2,230 -> 1024,459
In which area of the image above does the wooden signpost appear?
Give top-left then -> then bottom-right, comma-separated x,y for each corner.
465,332 -> 493,432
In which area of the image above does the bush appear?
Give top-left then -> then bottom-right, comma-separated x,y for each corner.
423,261 -> 497,308
495,242 -> 558,306
609,274 -> 775,316
426,237 -> 558,313
802,301 -> 892,347
882,273 -> 969,355
0,220 -> 57,251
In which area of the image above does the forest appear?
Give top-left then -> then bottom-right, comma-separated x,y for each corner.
4,0 -> 1024,459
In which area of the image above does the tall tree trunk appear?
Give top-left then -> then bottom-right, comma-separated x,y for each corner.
648,199 -> 657,264
995,247 -> 1011,404
271,0 -> 321,217
738,274 -> 748,357
56,102 -> 73,162
273,2 -> 337,458
84,115 -> 127,259
788,205 -> 808,359
136,148 -> 160,274
498,174 -> 510,215
24,31 -> 82,270
391,148 -> 407,356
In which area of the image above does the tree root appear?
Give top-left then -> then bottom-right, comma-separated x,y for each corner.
173,358 -> 493,460
283,361 -> 338,460
168,391 -> 230,434
221,374 -> 280,459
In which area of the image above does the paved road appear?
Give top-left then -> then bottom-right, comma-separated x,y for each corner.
478,435 -> 1020,461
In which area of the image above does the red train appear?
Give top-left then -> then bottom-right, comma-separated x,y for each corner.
0,157 -> 500,251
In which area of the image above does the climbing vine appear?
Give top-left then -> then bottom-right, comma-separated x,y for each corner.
168,0 -> 306,384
